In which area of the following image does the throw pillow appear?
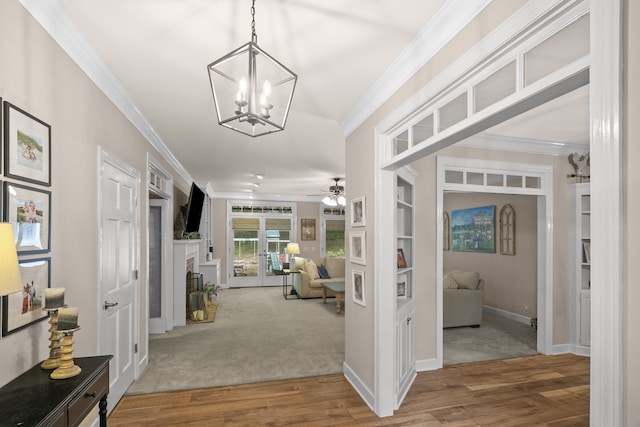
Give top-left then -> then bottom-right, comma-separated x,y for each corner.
317,264 -> 331,279
450,270 -> 480,290
294,257 -> 306,272
304,259 -> 320,280
443,271 -> 458,289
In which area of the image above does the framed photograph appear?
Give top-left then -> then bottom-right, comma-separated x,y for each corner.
397,248 -> 407,269
451,205 -> 496,253
301,218 -> 316,241
352,269 -> 365,307
3,102 -> 51,186
350,196 -> 365,227
2,257 -> 51,337
583,241 -> 591,264
3,182 -> 51,254
349,230 -> 366,265
397,274 -> 407,299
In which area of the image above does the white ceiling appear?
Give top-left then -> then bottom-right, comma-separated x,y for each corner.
48,0 -> 587,197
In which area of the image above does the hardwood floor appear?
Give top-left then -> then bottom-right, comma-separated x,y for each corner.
108,353 -> 589,426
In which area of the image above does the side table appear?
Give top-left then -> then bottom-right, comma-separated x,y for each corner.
0,355 -> 112,427
282,269 -> 301,300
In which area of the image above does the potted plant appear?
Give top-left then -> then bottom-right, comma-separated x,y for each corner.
204,282 -> 221,304
174,211 -> 185,240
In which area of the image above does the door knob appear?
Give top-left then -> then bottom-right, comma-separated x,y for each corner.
104,301 -> 119,310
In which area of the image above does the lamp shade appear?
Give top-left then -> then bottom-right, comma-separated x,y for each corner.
0,223 -> 22,296
286,242 -> 300,255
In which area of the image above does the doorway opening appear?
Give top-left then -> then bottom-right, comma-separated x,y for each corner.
227,201 -> 296,287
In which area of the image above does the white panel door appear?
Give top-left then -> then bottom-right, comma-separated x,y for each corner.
99,154 -> 139,413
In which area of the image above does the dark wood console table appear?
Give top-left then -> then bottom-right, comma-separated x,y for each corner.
0,355 -> 112,427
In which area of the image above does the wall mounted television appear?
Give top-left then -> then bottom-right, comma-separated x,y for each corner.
184,182 -> 205,233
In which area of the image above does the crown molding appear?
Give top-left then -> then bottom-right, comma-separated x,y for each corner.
339,0 -> 492,137
18,0 -> 193,185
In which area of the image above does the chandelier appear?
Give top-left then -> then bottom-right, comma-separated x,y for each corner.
207,0 -> 297,137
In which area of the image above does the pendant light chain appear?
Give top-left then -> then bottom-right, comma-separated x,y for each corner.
251,0 -> 257,44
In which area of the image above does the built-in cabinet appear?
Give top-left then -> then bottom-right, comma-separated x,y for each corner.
571,183 -> 590,351
394,167 -> 416,408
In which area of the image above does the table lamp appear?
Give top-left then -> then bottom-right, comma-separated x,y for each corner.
286,242 -> 300,267
0,223 -> 22,297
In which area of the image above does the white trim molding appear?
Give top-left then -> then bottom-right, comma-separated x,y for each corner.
589,0 -> 624,424
340,0 -> 492,136
19,0 -> 193,186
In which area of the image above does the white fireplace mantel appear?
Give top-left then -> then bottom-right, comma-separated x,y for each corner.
173,240 -> 201,327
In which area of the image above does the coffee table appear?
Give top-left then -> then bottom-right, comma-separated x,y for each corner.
321,282 -> 345,314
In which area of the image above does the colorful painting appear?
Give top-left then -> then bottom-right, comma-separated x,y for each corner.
451,205 -> 496,253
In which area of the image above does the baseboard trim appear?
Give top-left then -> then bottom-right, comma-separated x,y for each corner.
343,362 -> 375,412
483,305 -> 531,326
136,354 -> 148,381
416,358 -> 440,372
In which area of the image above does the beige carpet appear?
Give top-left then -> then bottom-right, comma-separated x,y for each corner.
126,286 -> 344,395
443,310 -> 538,365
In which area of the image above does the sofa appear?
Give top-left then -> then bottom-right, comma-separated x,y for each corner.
443,269 -> 484,328
292,256 -> 345,298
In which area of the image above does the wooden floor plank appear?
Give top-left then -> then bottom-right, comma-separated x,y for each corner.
109,354 -> 589,426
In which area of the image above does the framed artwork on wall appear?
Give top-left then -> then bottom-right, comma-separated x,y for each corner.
301,218 -> 316,241
352,269 -> 365,307
3,181 -> 51,254
350,196 -> 365,227
3,101 -> 51,186
397,248 -> 407,269
2,257 -> 51,337
451,205 -> 496,253
349,230 -> 366,265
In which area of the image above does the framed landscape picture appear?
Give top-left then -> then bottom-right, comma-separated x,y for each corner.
2,257 -> 51,337
3,181 -> 51,254
3,102 -> 51,186
451,205 -> 496,253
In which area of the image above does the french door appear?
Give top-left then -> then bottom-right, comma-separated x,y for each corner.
228,216 -> 293,287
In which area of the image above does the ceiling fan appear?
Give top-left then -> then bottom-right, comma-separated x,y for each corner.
322,178 -> 345,207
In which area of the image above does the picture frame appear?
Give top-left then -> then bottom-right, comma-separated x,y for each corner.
349,230 -> 366,265
397,248 -> 407,269
451,205 -> 496,253
3,102 -> 51,186
3,181 -> 51,254
301,218 -> 316,241
352,269 -> 365,307
2,257 -> 51,337
350,196 -> 365,227
583,241 -> 591,264
397,274 -> 407,299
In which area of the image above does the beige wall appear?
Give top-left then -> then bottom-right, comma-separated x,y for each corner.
296,202 -> 322,259
444,192 -> 538,318
0,1 -> 189,389
624,0 -> 639,424
344,0 -> 563,394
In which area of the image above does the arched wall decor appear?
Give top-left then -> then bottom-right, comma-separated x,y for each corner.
443,211 -> 450,251
499,204 -> 516,255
